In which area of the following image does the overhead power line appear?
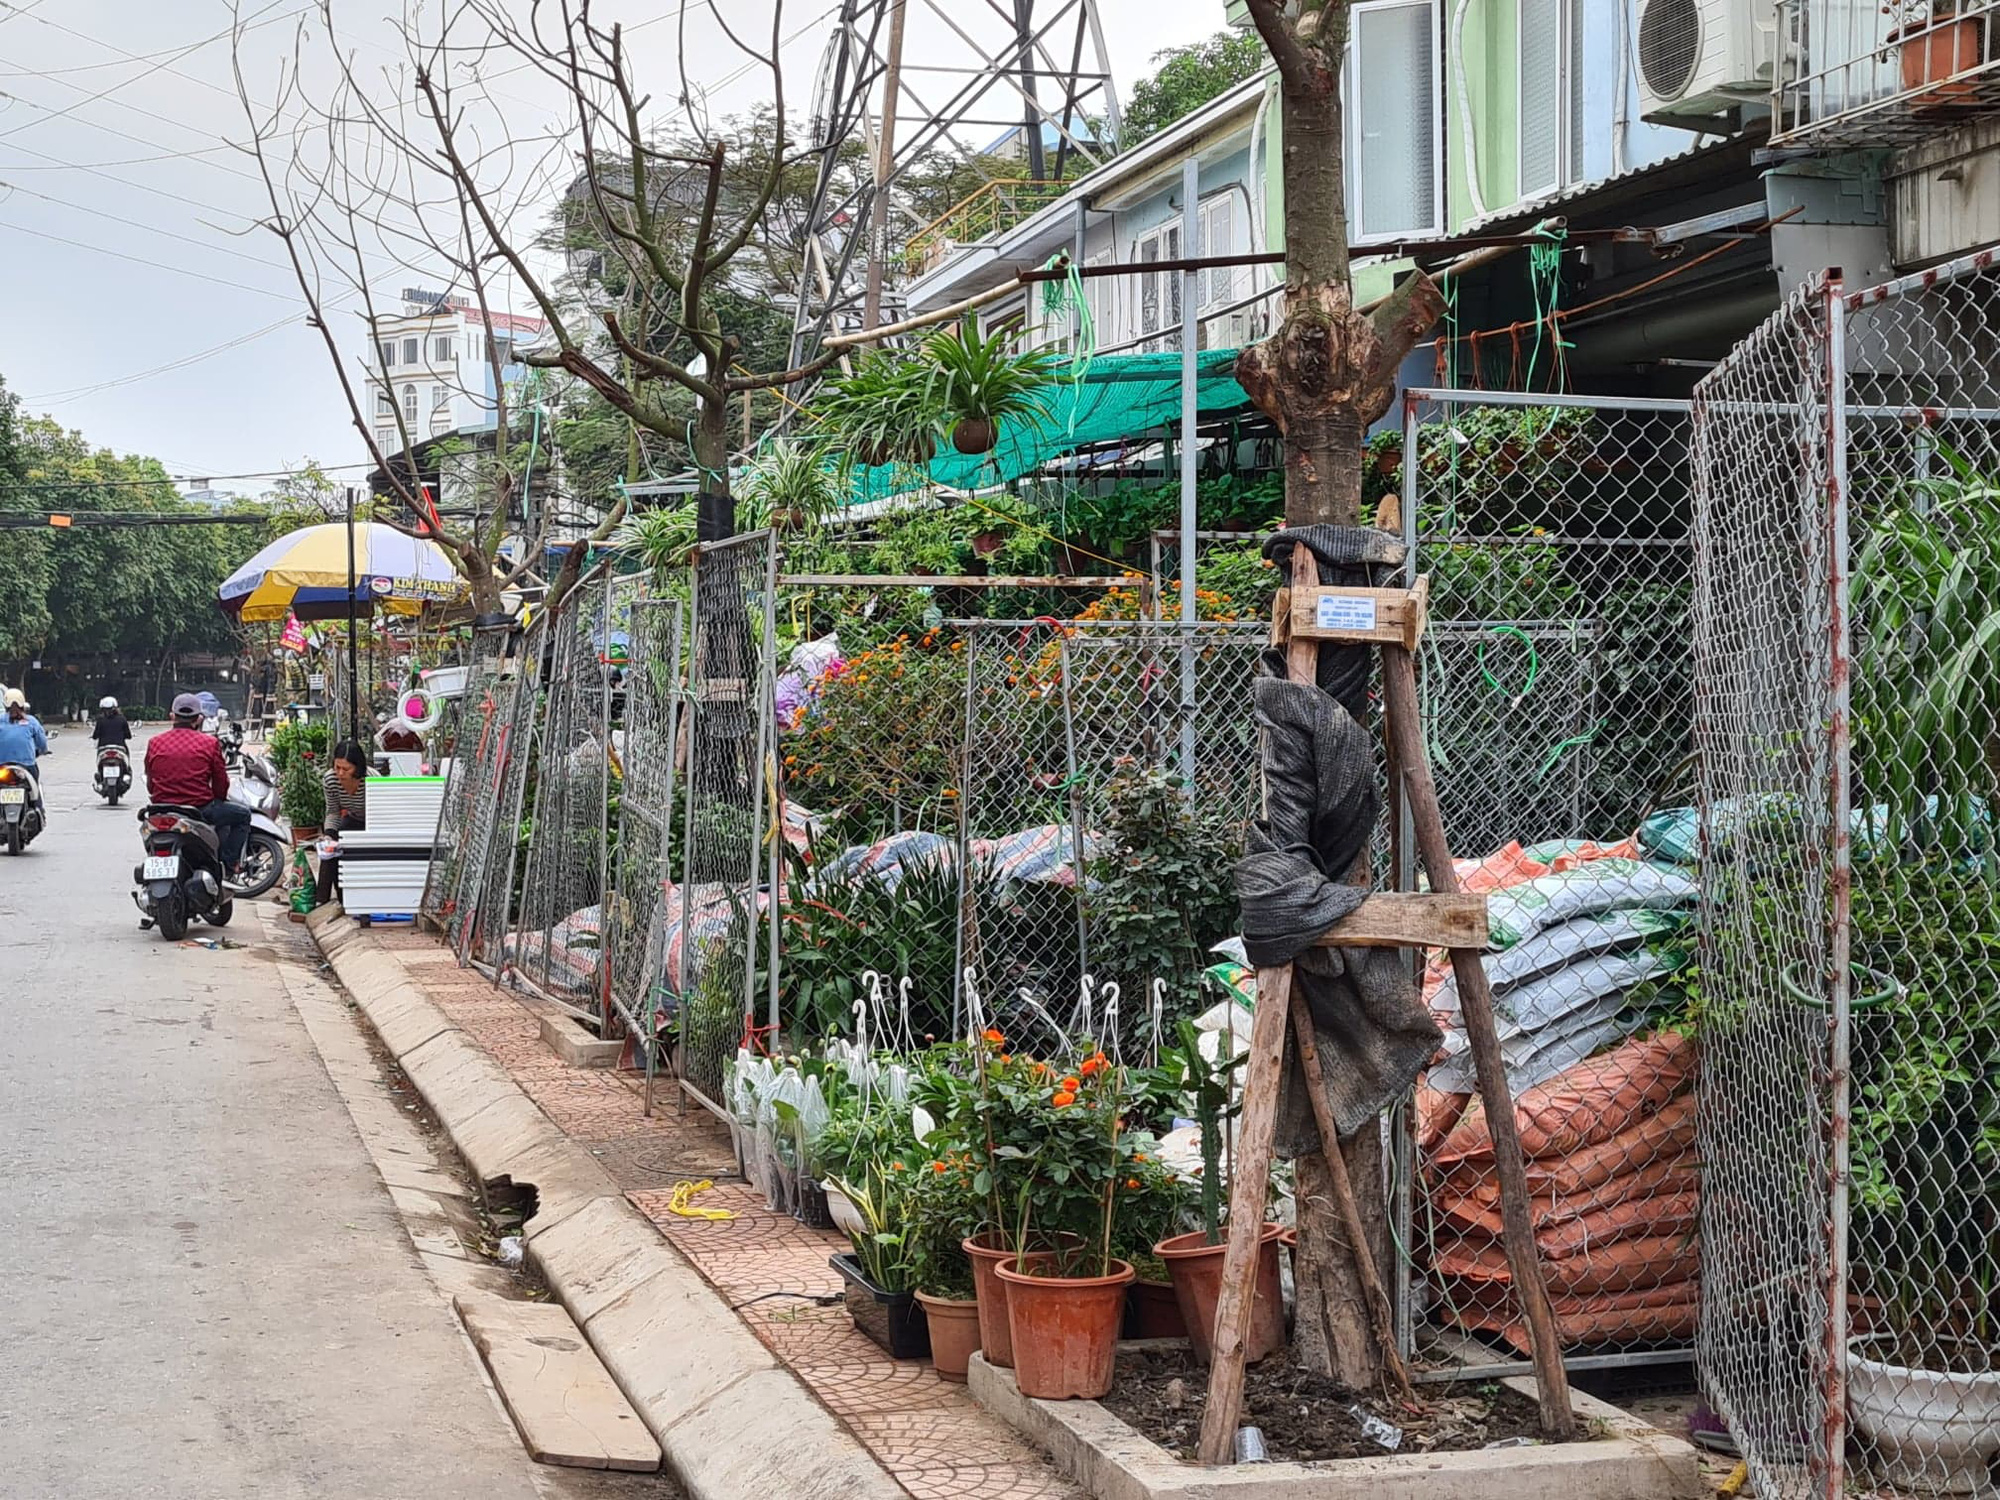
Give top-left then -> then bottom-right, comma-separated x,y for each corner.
0,511 -> 274,529
0,220 -> 301,302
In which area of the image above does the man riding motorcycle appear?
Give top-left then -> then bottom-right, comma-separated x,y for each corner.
143,693 -> 249,887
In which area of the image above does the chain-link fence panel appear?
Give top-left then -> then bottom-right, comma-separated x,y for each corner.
674,533 -> 776,1113
436,621 -> 543,967
603,594 -> 683,1079
1691,279 -> 1846,1499
504,575 -> 617,1012
1694,257 -> 2000,1499
951,618 -> 1266,1063
1392,391 -> 1703,1380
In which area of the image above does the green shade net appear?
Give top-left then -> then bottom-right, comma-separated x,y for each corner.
844,348 -> 1250,502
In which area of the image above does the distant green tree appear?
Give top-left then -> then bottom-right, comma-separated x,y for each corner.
1120,31 -> 1267,147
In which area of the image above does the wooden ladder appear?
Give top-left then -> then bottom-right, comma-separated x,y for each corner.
1194,534 -> 1576,1463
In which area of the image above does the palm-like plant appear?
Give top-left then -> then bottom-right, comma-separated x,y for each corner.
611,505 -> 698,578
740,438 -> 842,531
925,314 -> 1063,455
814,352 -> 947,468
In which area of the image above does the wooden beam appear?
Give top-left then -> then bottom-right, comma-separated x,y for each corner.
1314,890 -> 1487,949
1380,642 -> 1576,1439
1289,576 -> 1428,649
775,573 -> 1129,588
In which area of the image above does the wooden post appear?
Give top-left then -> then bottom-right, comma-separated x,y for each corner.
1196,543 -> 1319,1466
1379,643 -> 1575,1439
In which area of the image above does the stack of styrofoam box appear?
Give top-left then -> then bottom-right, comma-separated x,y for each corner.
337,775 -> 450,916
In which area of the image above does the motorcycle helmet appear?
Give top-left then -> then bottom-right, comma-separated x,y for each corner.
99,696 -> 119,710
4,688 -> 27,709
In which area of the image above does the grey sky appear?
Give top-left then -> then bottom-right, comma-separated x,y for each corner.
0,0 -> 1227,494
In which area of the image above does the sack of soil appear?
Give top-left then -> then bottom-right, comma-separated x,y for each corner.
1430,1032 -> 1696,1165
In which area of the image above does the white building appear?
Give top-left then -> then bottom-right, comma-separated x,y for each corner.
364,288 -> 547,457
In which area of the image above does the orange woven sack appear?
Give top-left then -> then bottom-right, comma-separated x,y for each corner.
1433,1232 -> 1698,1297
1432,1032 -> 1696,1166
1469,1282 -> 1702,1354
1432,1168 -> 1700,1244
1436,1094 -> 1697,1208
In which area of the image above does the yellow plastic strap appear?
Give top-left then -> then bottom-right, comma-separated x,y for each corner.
667,1179 -> 735,1221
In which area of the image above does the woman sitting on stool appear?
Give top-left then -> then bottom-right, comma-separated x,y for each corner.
315,740 -> 368,907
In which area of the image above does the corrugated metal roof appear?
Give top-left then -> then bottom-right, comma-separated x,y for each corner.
1461,130 -> 1764,236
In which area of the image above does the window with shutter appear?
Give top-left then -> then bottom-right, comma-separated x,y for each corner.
1350,0 -> 1442,241
378,341 -> 395,369
402,337 -> 419,365
1517,0 -> 1566,203
402,386 -> 418,423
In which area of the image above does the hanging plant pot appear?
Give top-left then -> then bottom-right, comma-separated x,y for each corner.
996,1257 -> 1136,1400
830,1252 -> 930,1359
951,416 -> 998,456
972,529 -> 1007,557
914,1292 -> 982,1382
1155,1224 -> 1287,1365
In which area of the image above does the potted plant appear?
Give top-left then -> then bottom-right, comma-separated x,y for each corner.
741,438 -> 840,533
1885,2 -> 1986,101
1149,1021 -> 1286,1364
279,753 -> 326,841
1839,868 -> 2000,1492
980,1043 -> 1148,1400
909,1148 -> 986,1382
815,351 -> 945,469
827,1158 -> 931,1359
924,314 -> 1062,457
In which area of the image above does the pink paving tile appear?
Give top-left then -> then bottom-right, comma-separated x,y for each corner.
360,926 -> 1083,1500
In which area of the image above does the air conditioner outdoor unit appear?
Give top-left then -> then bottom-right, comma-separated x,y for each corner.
1637,0 -> 1780,126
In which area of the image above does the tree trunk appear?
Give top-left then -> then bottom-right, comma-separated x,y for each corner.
1233,0 -> 1446,1392
693,393 -> 735,541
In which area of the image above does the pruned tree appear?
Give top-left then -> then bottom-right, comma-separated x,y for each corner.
1234,0 -> 1445,1390
408,0 -> 843,542
231,2 -> 564,619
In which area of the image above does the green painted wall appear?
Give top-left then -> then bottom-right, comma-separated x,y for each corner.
1445,0 -> 1524,229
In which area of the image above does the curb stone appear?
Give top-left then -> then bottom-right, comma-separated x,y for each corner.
311,918 -> 910,1500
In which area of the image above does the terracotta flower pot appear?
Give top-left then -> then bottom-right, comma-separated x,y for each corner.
1897,15 -> 1986,102
1155,1224 -> 1286,1365
963,1231 -> 1049,1368
290,825 -> 322,845
996,1257 -> 1136,1400
915,1291 -> 982,1383
1123,1278 -> 1188,1341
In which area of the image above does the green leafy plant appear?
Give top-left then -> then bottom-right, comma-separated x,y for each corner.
1084,763 -> 1243,1033
1158,1017 -> 1245,1243
611,506 -> 698,579
923,314 -> 1062,456
266,718 -> 329,778
278,738 -> 328,829
742,438 -> 842,531
829,1157 -> 919,1292
815,351 -> 946,468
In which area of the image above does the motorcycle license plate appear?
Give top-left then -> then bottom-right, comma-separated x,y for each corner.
143,855 -> 180,880
0,788 -> 23,805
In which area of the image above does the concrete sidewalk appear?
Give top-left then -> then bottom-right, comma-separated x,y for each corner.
313,911 -> 1080,1500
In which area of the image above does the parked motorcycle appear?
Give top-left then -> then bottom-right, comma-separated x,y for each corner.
132,805 -> 234,939
225,750 -> 288,898
0,763 -> 46,854
94,743 -> 133,806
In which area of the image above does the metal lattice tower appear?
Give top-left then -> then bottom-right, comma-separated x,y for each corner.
788,0 -> 1120,363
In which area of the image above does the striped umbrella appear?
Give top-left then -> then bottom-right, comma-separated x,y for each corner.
217,521 -> 469,622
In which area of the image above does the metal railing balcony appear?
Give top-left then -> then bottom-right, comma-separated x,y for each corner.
902,179 -> 1071,277
1774,0 -> 2000,146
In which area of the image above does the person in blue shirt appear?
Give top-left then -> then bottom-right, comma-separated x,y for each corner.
0,697 -> 49,772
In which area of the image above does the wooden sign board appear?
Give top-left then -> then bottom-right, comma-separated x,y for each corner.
1289,574 -> 1428,649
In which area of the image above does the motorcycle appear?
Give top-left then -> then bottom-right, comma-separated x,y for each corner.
225,750 -> 289,898
0,762 -> 46,854
94,743 -> 133,806
132,805 -> 234,939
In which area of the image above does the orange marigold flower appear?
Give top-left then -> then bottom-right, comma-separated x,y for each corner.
1060,1076 -> 1081,1092
1079,1054 -> 1107,1076
999,1053 -> 1011,1063
1132,1152 -> 1147,1163
983,1028 -> 1005,1045
1051,1091 -> 1076,1107
932,1160 -> 948,1174
890,1161 -> 905,1171
1126,1177 -> 1141,1190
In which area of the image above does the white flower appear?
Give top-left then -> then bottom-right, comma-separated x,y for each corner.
911,1103 -> 937,1143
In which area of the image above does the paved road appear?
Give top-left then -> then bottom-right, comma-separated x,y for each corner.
0,727 -> 577,1499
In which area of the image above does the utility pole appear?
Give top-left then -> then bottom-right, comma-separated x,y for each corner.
862,0 -> 909,331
